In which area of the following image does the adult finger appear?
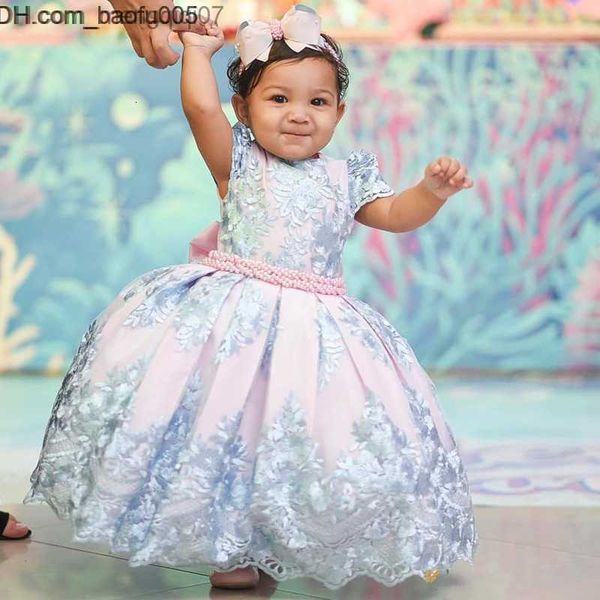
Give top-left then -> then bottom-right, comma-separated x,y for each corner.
150,24 -> 180,67
140,35 -> 161,68
123,24 -> 144,57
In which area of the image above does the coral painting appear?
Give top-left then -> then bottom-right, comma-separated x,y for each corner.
0,40 -> 598,371
0,226 -> 38,372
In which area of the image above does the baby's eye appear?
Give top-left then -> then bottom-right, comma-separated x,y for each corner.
271,95 -> 287,103
312,98 -> 327,106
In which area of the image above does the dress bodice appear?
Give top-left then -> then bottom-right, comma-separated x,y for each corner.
217,121 -> 395,278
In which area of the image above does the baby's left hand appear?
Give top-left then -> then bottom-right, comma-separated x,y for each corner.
423,156 -> 473,201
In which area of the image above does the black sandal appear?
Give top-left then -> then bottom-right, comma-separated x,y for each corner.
0,510 -> 32,541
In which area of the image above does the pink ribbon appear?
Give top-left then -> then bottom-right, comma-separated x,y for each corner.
189,220 -> 220,261
235,4 -> 322,68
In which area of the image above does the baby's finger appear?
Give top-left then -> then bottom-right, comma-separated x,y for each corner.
430,157 -> 447,175
210,26 -> 225,39
449,165 -> 466,186
462,177 -> 474,188
447,160 -> 462,181
427,160 -> 441,176
439,156 -> 452,173
204,20 -> 224,38
171,17 -> 210,34
204,19 -> 220,32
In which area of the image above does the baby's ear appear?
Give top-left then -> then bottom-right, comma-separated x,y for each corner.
231,94 -> 249,125
335,101 -> 346,125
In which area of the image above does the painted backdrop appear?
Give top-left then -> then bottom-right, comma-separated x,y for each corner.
0,42 -> 599,372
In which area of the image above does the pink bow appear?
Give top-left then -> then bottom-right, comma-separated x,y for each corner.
235,4 -> 322,69
189,220 -> 219,261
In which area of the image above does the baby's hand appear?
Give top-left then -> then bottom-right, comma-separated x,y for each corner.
423,156 -> 473,201
177,19 -> 224,56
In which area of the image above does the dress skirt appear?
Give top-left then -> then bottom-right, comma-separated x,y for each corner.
25,250 -> 478,589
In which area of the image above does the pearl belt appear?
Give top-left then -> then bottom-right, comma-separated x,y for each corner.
194,250 -> 347,296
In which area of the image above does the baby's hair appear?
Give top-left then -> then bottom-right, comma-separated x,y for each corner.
227,32 -> 349,102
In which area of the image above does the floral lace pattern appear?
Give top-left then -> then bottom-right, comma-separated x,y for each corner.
26,334 -> 477,589
173,272 -> 242,351
347,149 -> 395,216
215,279 -> 269,363
25,122 -> 477,589
345,296 -> 416,369
217,122 -> 393,278
219,154 -> 277,259
316,302 -> 345,391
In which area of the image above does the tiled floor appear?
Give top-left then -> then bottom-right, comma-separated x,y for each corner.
1,374 -> 599,598
1,503 -> 599,599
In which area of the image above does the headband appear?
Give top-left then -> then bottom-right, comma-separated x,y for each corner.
234,3 -> 340,73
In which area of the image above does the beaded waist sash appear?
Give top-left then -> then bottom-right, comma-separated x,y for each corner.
195,250 -> 347,296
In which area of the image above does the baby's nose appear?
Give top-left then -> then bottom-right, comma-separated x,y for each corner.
288,108 -> 310,123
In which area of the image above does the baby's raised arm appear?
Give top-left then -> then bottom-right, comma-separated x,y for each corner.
179,21 -> 233,199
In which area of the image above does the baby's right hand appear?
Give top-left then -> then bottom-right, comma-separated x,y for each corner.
178,20 -> 224,56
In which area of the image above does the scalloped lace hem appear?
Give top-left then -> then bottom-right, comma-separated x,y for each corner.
205,559 -> 472,590
24,496 -> 475,590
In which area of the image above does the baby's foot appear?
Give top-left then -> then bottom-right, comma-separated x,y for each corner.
209,565 -> 260,589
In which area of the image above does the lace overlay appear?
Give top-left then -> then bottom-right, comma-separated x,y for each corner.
347,149 -> 395,215
217,122 -> 394,278
25,121 -> 478,589
26,315 -> 477,588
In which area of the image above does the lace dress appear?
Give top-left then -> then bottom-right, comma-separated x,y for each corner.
25,121 -> 478,589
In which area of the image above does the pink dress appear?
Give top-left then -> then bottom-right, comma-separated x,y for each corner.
25,121 -> 478,589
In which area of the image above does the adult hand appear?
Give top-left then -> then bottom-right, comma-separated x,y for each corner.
107,0 -> 210,69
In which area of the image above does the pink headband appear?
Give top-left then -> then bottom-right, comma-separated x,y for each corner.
234,3 -> 340,73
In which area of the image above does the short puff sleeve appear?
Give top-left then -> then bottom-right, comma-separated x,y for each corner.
230,121 -> 254,180
347,149 -> 394,216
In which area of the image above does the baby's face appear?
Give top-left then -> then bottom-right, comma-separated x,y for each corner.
236,58 -> 345,161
